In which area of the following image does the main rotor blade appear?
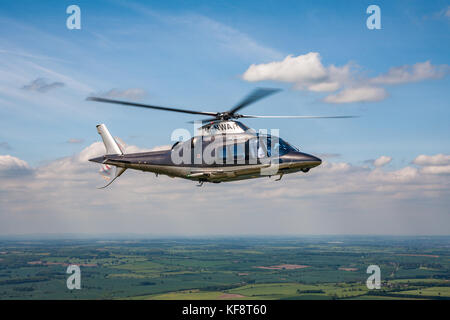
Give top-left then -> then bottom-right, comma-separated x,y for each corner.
239,115 -> 359,119
187,118 -> 218,124
87,97 -> 218,117
189,115 -> 358,123
228,88 -> 281,115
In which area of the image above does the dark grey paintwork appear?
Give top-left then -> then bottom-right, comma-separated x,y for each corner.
89,133 -> 321,183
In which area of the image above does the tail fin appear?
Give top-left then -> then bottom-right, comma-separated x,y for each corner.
96,124 -> 123,155
94,124 -> 126,189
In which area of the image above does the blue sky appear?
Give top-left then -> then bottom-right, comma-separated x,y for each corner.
0,0 -> 449,235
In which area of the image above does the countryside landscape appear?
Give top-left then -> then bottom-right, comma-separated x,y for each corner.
0,236 -> 449,300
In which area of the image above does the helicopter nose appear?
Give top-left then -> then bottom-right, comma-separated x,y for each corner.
300,153 -> 322,167
283,152 -> 321,168
306,154 -> 322,167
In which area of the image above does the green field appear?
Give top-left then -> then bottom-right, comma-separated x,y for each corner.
0,236 -> 449,300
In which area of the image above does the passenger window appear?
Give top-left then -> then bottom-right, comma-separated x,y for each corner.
217,144 -> 233,163
249,139 -> 258,159
235,143 -> 245,161
248,138 -> 268,158
258,138 -> 268,158
217,145 -> 226,161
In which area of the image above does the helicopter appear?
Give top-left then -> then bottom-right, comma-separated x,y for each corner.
87,88 -> 356,188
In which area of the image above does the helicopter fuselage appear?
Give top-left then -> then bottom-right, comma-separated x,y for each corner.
90,121 -> 321,184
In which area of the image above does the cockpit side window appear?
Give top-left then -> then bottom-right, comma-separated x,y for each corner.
248,138 -> 258,159
254,135 -> 297,157
216,141 -> 246,164
248,137 -> 268,159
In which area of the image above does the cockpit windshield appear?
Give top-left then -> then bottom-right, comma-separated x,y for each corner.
266,135 -> 298,156
250,135 -> 299,158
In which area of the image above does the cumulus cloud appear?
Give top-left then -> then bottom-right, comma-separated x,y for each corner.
413,154 -> 450,175
34,141 -> 154,182
98,88 -> 147,100
0,155 -> 32,177
242,54 -> 449,104
242,53 -> 350,92
420,165 -> 450,175
368,166 -> 418,183
1,147 -> 449,235
21,78 -> 65,93
319,161 -> 352,173
370,61 -> 450,85
243,53 -> 327,84
323,86 -> 388,103
413,154 -> 450,166
373,156 -> 392,167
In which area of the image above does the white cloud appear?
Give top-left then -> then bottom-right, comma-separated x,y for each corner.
307,81 -> 340,92
149,145 -> 172,152
243,53 -> 327,83
0,155 -> 30,170
420,165 -> 450,175
368,166 -> 418,183
413,154 -> 450,166
242,53 -> 350,92
319,161 -> 351,173
1,146 -> 449,235
413,154 -> 450,176
323,86 -> 388,103
242,54 -> 449,104
0,155 -> 32,177
374,156 -> 392,167
370,61 -> 450,85
307,64 -> 352,92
